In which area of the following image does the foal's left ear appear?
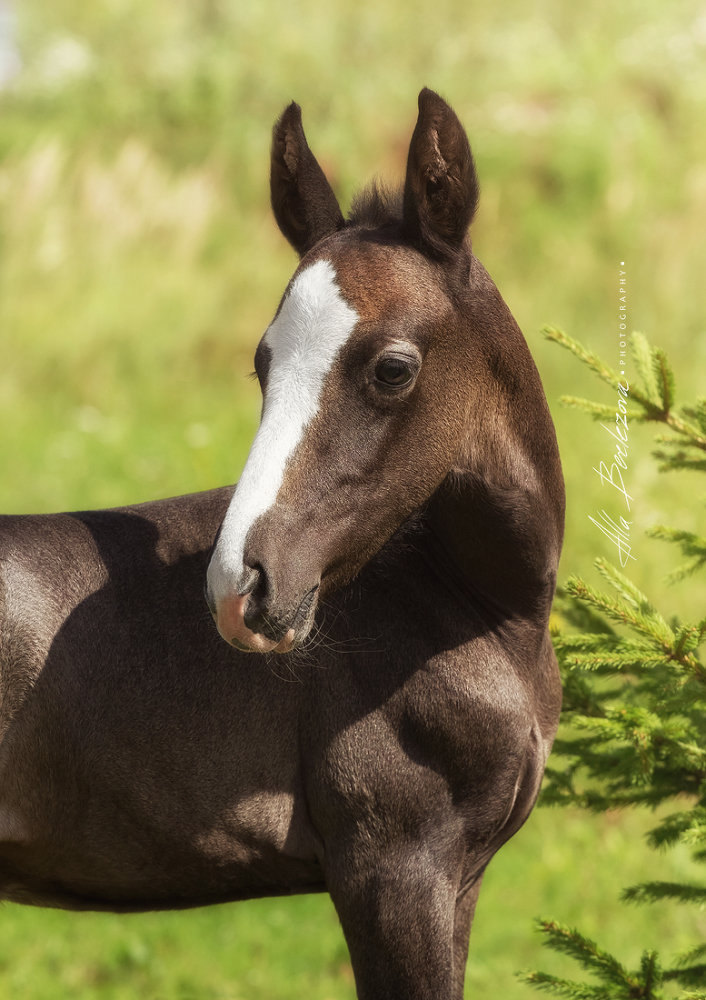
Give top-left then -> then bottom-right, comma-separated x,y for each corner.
402,89 -> 479,259
270,102 -> 345,257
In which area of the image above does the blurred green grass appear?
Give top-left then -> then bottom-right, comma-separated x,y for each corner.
1,1 -> 705,997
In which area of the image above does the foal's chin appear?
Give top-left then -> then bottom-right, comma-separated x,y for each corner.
229,630 -> 298,655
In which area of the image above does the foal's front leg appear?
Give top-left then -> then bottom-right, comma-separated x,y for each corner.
451,871 -> 485,1000
326,846 -> 458,1000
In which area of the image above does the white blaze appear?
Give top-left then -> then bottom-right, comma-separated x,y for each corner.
207,259 -> 359,599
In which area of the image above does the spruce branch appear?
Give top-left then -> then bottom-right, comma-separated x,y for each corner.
543,327 -> 624,392
648,523 -> 706,584
563,576 -> 674,647
553,587 -> 618,636
528,327 -> 706,1000
593,558 -> 650,609
535,921 -> 643,989
622,881 -> 706,905
558,395 -> 643,423
682,400 -> 706,435
542,327 -> 706,452
518,970 -> 612,998
646,808 -> 706,851
674,945 -> 706,970
659,947 -> 706,994
640,952 -> 662,997
631,332 -> 662,407
653,348 -> 675,413
652,449 -> 706,474
562,574 -> 706,681
521,922 -> 667,998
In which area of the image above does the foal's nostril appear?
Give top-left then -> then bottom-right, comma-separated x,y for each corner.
243,594 -> 269,636
241,563 -> 280,638
238,564 -> 261,597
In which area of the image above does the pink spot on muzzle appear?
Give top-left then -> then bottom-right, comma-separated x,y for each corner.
214,593 -> 295,654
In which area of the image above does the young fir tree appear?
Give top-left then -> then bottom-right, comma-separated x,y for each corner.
520,329 -> 706,1000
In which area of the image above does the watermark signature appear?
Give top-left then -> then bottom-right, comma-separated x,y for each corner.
588,262 -> 635,567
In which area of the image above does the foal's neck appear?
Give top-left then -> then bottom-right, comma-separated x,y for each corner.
426,259 -> 564,628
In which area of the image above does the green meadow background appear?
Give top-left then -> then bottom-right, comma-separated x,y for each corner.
1,1 -> 705,996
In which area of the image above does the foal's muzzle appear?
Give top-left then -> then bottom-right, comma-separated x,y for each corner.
213,591 -> 297,653
207,567 -> 319,654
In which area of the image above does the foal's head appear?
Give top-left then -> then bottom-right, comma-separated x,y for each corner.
206,89 -> 485,653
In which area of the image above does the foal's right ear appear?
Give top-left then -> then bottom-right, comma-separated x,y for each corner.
270,102 -> 345,258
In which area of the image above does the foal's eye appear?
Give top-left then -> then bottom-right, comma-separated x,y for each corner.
374,356 -> 417,389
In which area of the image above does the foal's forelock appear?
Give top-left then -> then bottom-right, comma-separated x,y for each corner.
206,259 -> 359,605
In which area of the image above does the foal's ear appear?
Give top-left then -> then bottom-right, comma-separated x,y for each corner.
402,89 -> 479,259
270,102 -> 345,257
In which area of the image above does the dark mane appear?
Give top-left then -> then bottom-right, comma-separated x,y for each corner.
347,181 -> 404,229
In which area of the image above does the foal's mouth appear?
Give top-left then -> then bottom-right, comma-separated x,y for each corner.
229,630 -> 297,655
214,583 -> 320,655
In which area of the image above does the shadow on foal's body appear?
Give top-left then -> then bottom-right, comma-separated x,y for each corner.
0,90 -> 563,999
